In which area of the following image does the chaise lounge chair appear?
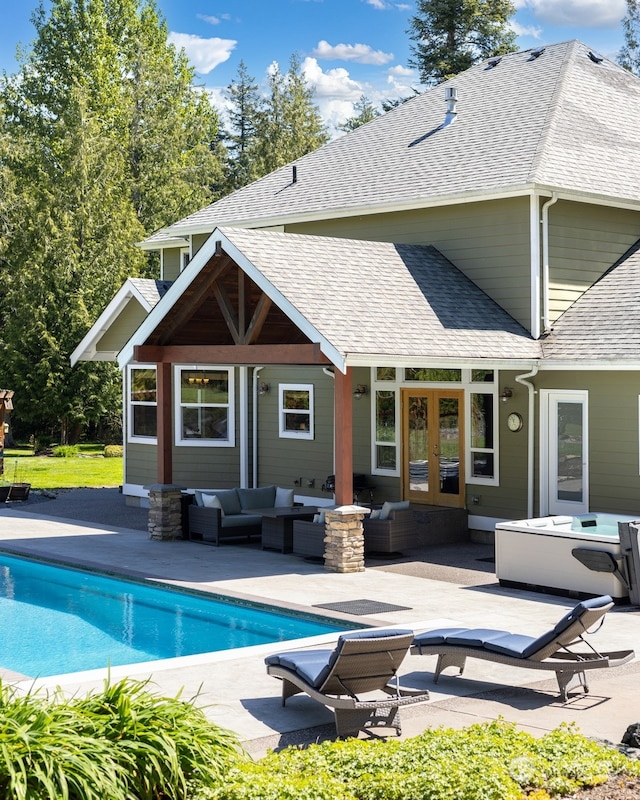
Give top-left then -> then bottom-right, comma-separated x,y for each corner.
265,629 -> 429,737
411,595 -> 634,702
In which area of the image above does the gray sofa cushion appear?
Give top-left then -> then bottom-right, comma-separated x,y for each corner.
237,485 -> 276,510
213,489 -> 242,516
221,514 -> 262,528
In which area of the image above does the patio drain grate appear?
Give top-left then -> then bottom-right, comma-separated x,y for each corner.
314,599 -> 412,616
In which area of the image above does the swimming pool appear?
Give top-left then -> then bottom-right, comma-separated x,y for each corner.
0,553 -> 354,677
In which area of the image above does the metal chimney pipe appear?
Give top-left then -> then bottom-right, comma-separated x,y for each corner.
443,86 -> 458,127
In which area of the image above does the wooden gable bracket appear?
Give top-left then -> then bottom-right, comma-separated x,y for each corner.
154,254 -> 233,346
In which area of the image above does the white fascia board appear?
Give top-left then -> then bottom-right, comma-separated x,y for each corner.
118,229 -> 346,372
537,359 -> 640,370
344,354 -> 541,370
136,235 -> 189,251
71,280 -> 155,366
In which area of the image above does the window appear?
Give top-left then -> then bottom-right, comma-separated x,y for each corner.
469,391 -> 497,482
405,368 -> 461,382
279,384 -> 314,439
174,366 -> 234,447
128,366 -> 157,443
374,389 -> 398,473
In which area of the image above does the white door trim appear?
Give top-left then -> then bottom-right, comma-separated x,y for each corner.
540,389 -> 589,516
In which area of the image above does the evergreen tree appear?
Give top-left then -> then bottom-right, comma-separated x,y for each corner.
408,0 -> 517,84
251,54 -> 328,176
619,0 -> 640,75
0,0 -> 224,442
224,60 -> 262,191
339,95 -> 380,133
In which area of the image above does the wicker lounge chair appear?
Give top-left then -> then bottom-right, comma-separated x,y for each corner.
411,595 -> 634,701
265,629 -> 429,737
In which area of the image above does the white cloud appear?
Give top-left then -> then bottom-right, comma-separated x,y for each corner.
515,0 -> 625,28
364,0 -> 387,8
511,20 -> 543,38
388,64 -> 414,77
301,57 -> 367,136
168,32 -> 236,74
196,14 -> 221,25
312,39 -> 394,65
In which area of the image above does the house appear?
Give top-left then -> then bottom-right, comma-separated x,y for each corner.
72,40 -> 640,541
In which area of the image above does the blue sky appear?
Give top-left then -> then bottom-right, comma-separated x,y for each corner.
0,0 -> 629,132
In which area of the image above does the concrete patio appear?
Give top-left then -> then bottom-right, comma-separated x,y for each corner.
0,488 -> 639,757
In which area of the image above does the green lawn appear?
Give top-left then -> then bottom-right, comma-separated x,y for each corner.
1,445 -> 123,490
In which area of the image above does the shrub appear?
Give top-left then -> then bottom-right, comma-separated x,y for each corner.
52,444 -> 80,457
104,444 -> 123,458
0,677 -> 245,800
205,720 -> 640,800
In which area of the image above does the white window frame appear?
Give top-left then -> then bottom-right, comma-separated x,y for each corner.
174,365 -> 235,447
127,364 -> 157,444
279,383 -> 314,440
467,387 -> 499,487
371,371 -> 400,476
180,247 -> 191,272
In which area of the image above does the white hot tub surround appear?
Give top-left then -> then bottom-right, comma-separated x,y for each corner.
495,513 -> 639,601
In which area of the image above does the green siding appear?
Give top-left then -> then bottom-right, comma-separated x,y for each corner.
125,443 -> 158,487
162,248 -> 181,281
97,301 -> 147,353
192,233 -> 209,255
548,202 -> 640,321
288,198 -> 533,329
534,371 -> 640,515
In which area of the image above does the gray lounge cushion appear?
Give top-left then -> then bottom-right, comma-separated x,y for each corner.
213,489 -> 242,516
221,513 -> 261,528
379,500 -> 410,520
237,485 -> 276,510
275,486 -> 295,507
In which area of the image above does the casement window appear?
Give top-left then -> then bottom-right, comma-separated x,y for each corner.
279,384 -> 314,439
128,366 -> 157,443
373,367 -> 398,475
174,366 -> 235,447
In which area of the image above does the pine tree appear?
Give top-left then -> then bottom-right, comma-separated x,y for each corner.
339,95 -> 380,133
252,54 -> 328,176
224,60 -> 262,191
408,0 -> 517,84
619,0 -> 640,75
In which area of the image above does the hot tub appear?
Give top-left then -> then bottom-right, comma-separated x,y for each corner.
495,513 -> 638,600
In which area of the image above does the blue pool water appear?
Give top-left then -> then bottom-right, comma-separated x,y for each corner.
0,554 -> 351,677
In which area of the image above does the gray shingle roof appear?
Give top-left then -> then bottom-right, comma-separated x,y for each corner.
129,278 -> 173,308
219,227 -> 540,362
542,240 -> 640,361
148,40 -> 640,242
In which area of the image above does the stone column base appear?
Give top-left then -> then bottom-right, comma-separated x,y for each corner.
145,483 -> 185,541
324,505 -> 370,573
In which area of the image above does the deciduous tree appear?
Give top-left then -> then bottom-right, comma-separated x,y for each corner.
619,0 -> 640,75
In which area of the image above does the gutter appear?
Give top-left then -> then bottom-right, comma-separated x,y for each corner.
541,193 -> 559,334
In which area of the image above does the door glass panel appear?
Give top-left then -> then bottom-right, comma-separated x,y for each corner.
408,395 -> 429,494
556,401 -> 583,503
439,397 -> 460,495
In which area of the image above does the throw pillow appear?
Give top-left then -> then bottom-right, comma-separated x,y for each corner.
275,486 -> 294,507
202,494 -> 224,516
379,500 -> 410,521
368,508 -> 381,519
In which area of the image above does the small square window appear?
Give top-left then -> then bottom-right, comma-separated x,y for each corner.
279,384 -> 314,439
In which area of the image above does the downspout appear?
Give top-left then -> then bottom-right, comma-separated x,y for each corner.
323,367 -> 336,474
529,193 -> 541,340
252,367 -> 264,489
541,193 -> 559,335
239,367 -> 249,488
515,365 -> 539,518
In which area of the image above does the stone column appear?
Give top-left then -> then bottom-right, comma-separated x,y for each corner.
323,505 -> 370,573
145,484 -> 185,541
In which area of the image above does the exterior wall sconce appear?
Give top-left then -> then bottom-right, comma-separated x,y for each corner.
258,382 -> 270,396
500,387 -> 513,403
353,384 -> 368,399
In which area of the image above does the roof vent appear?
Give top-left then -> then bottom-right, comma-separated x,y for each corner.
529,47 -> 546,60
443,86 -> 458,128
588,50 -> 604,64
487,56 -> 502,68
292,164 -> 298,184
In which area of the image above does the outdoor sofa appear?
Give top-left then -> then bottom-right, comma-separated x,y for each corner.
188,484 -> 294,546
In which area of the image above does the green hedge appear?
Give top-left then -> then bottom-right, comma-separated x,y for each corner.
104,444 -> 123,458
198,720 -> 640,800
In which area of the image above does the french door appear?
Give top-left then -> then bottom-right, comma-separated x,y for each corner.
541,390 -> 589,515
401,389 -> 465,507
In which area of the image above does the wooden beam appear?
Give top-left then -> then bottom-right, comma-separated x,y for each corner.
213,282 -> 241,344
245,293 -> 273,345
156,362 -> 173,484
334,368 -> 354,506
155,257 -> 233,345
134,343 -> 331,365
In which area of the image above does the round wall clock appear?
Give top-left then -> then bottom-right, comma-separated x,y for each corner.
507,412 -> 523,432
